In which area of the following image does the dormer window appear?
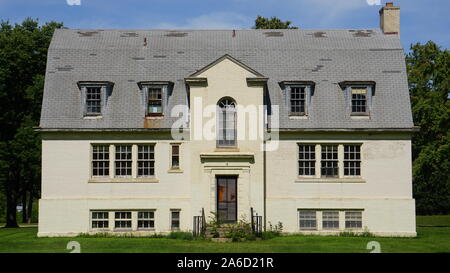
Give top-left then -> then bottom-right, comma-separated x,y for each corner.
138,81 -> 172,117
280,81 -> 315,117
351,87 -> 367,114
147,88 -> 163,115
86,87 -> 102,115
77,81 -> 114,117
339,81 -> 375,117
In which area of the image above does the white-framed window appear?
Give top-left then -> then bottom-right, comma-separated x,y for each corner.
171,210 -> 180,230
344,145 -> 361,176
217,97 -> 237,148
137,144 -> 155,177
114,211 -> 132,230
298,144 -> 316,176
115,145 -> 132,177
170,144 -> 180,169
91,211 -> 109,230
147,87 -> 163,115
86,86 -> 102,115
290,86 -> 307,115
322,211 -> 339,229
92,145 -> 110,177
320,145 -> 339,178
137,211 -> 155,230
299,210 -> 317,230
351,87 -> 368,114
345,211 -> 362,229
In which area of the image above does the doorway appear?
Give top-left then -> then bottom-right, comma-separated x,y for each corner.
216,176 -> 237,223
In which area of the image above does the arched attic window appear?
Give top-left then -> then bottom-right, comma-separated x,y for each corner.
217,97 -> 237,148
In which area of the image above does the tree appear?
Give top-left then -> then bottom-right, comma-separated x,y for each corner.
0,18 -> 63,227
406,41 -> 450,215
253,16 -> 298,29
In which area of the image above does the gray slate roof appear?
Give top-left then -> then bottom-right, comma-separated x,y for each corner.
40,29 -> 414,130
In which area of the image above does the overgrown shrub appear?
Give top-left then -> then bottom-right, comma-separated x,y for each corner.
168,231 -> 194,240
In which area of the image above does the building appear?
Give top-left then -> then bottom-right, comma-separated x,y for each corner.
38,3 -> 416,237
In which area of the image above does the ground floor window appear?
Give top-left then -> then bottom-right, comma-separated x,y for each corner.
298,209 -> 364,231
171,210 -> 180,230
114,211 -> 132,230
138,211 -> 155,230
91,211 -> 109,229
345,211 -> 362,229
299,210 -> 317,230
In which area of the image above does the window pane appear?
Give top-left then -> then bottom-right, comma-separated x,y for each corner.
345,211 -> 362,229
92,145 -> 109,177
217,98 -> 236,147
322,211 -> 339,229
320,145 -> 338,178
138,145 -> 155,177
351,88 -> 367,113
86,87 -> 102,115
299,210 -> 317,230
148,88 -> 162,114
298,145 -> 316,176
290,87 -> 306,115
344,145 -> 361,176
115,145 -> 132,177
171,145 -> 180,168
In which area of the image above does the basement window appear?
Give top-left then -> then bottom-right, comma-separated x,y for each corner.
299,210 -> 317,230
322,211 -> 339,229
91,211 -> 109,230
138,211 -> 155,230
345,211 -> 362,229
114,211 -> 132,230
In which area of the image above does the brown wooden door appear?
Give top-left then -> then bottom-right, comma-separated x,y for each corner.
216,176 -> 237,223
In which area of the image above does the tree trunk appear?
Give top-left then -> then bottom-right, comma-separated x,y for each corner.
5,186 -> 18,228
21,192 -> 28,223
27,193 -> 33,224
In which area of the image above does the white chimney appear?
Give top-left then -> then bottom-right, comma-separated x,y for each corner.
379,2 -> 400,35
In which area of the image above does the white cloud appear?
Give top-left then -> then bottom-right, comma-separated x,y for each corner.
154,12 -> 252,29
66,0 -> 81,5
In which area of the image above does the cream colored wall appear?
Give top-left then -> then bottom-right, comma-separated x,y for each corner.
265,132 -> 416,235
188,57 -> 265,221
39,133 -> 193,236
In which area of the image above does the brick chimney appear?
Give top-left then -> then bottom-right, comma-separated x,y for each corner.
379,2 -> 400,35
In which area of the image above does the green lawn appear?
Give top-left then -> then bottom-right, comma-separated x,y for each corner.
0,216 -> 449,253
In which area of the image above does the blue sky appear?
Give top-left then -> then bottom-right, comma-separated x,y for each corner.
0,0 -> 448,50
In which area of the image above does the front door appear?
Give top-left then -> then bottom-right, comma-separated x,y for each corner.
216,176 -> 237,223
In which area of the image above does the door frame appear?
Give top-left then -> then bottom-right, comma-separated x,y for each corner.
216,175 -> 238,223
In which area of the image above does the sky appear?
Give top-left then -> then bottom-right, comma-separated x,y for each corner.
0,0 -> 448,50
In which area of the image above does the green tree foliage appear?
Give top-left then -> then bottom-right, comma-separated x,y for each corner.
254,16 -> 298,29
0,18 -> 63,227
406,41 -> 450,215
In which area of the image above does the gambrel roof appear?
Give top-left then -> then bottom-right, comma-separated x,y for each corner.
40,29 -> 414,131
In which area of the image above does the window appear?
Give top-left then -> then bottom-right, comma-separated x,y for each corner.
345,211 -> 362,229
115,145 -> 132,177
344,145 -> 361,176
91,211 -> 109,229
298,145 -> 315,176
92,145 -> 109,177
171,210 -> 180,230
138,211 -> 155,230
321,145 -> 338,178
171,144 -> 180,169
85,87 -> 102,115
290,87 -> 306,115
351,88 -> 367,114
217,98 -> 236,147
322,211 -> 339,229
114,212 -> 132,229
299,210 -> 317,230
147,88 -> 162,115
138,145 -> 155,177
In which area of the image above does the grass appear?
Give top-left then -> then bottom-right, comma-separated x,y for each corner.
0,216 -> 449,253
417,215 -> 450,227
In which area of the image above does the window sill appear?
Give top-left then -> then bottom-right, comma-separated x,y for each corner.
295,178 -> 366,183
88,178 -> 159,183
289,115 -> 308,120
350,114 -> 370,119
145,115 -> 164,119
168,168 -> 183,173
83,115 -> 103,119
214,148 -> 240,152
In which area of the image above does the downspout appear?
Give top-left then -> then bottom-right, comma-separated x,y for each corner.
263,138 -> 267,231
